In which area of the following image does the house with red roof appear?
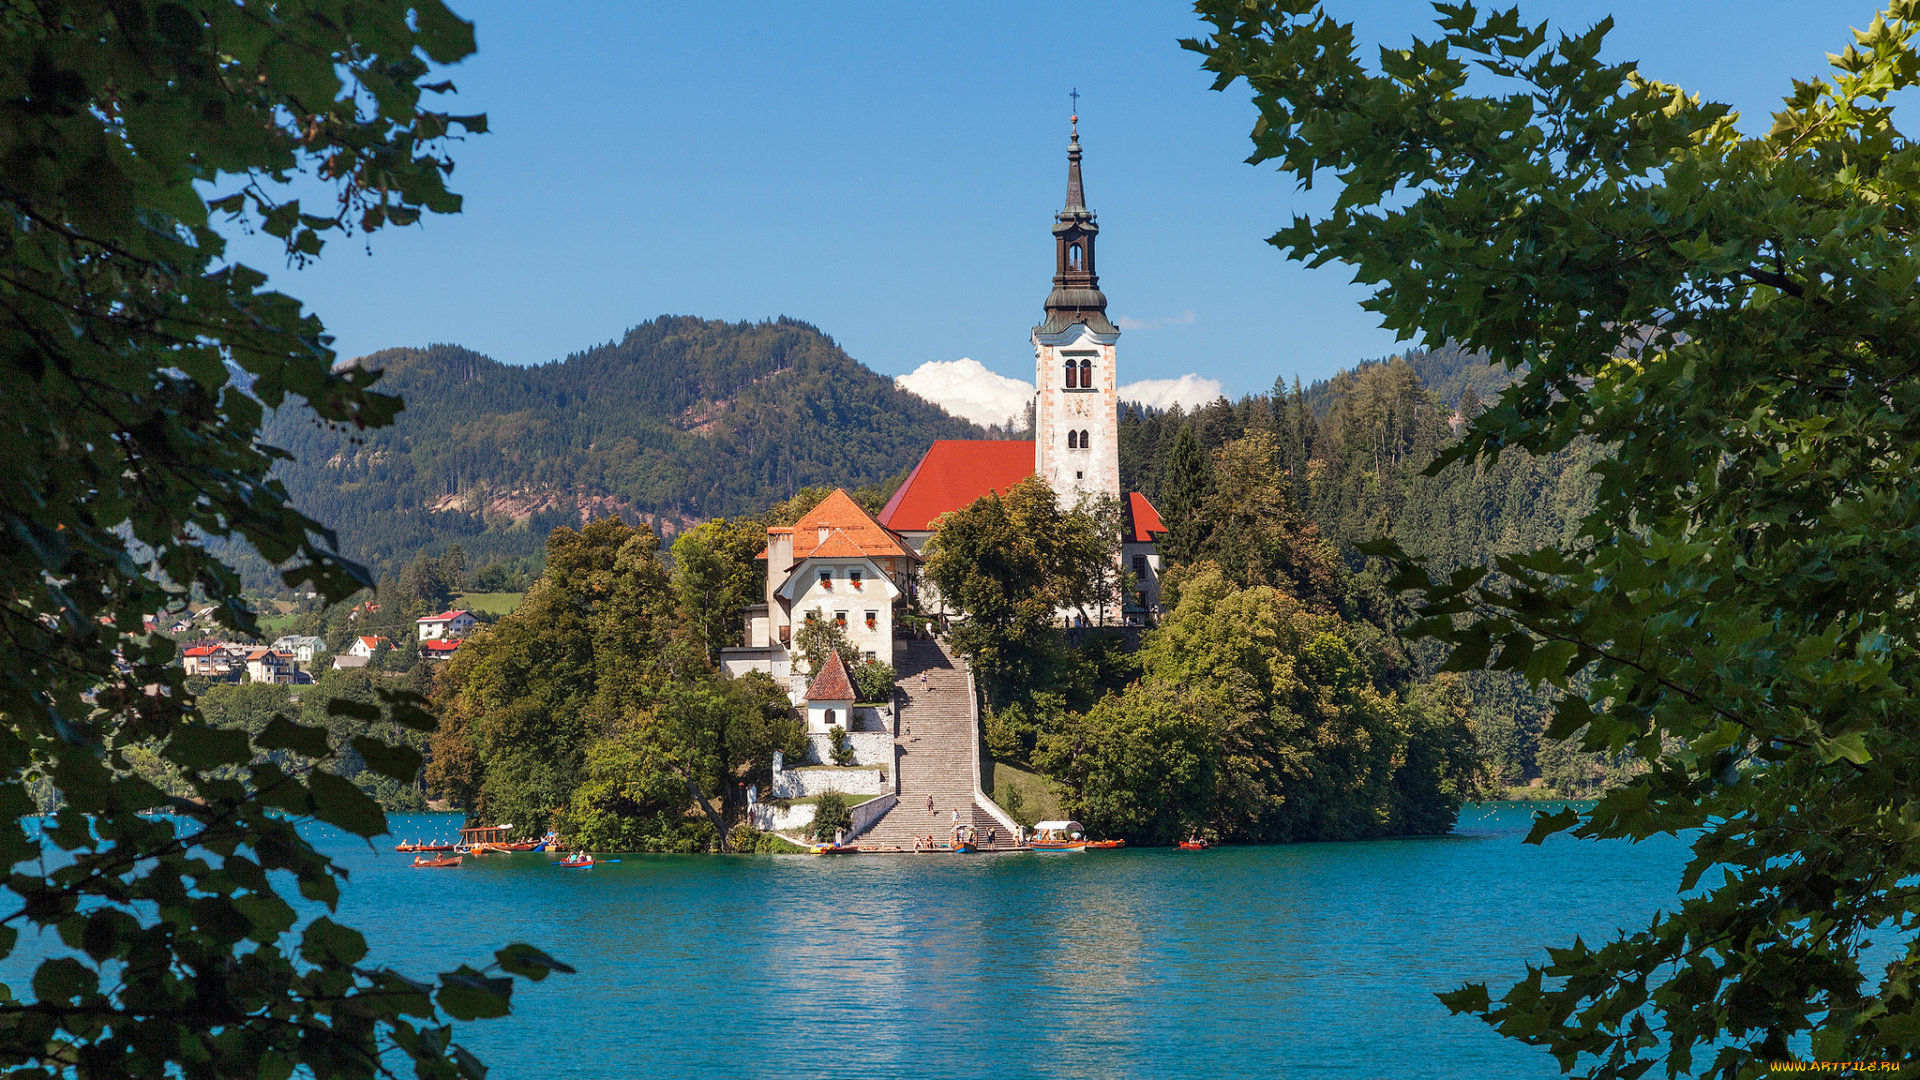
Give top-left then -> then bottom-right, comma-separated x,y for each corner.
419,638 -> 463,661
416,609 -> 476,642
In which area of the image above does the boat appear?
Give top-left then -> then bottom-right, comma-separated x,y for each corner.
949,823 -> 978,853
1178,837 -> 1211,851
809,844 -> 861,855
1084,839 -> 1126,849
411,855 -> 462,868
557,853 -> 593,868
1029,820 -> 1088,852
394,841 -> 457,853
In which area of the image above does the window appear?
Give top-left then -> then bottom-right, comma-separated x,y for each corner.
1080,429 -> 1090,448
864,651 -> 876,662
1067,430 -> 1079,449
806,609 -> 821,623
1133,555 -> 1148,578
834,611 -> 847,629
1075,470 -> 1084,480
1080,358 -> 1093,386
865,610 -> 877,631
823,709 -> 836,726
819,570 -> 832,590
1064,360 -> 1077,389
1068,242 -> 1083,270
850,569 -> 862,589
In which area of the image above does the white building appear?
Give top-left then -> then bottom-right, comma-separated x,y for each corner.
416,610 -> 477,642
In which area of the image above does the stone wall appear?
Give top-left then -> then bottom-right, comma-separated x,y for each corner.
769,765 -> 887,800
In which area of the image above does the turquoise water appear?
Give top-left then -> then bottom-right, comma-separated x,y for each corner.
320,802 -> 1685,1079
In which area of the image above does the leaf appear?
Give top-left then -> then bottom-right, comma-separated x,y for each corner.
1525,807 -> 1580,846
493,943 -> 576,982
327,698 -> 382,722
165,724 -> 252,770
257,715 -> 331,758
300,917 -> 368,966
1438,982 -> 1491,1014
351,736 -> 423,783
306,770 -> 387,837
437,967 -> 512,1020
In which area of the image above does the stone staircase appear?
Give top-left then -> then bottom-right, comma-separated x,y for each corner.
854,639 -> 1016,850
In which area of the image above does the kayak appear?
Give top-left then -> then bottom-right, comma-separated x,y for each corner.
1085,840 -> 1126,849
809,845 -> 861,855
557,856 -> 593,868
1178,839 -> 1211,850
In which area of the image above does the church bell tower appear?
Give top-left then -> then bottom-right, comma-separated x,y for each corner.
1032,112 -> 1121,507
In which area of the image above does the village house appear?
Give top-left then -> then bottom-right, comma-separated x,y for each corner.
416,610 -> 477,642
244,648 -> 296,685
271,635 -> 325,665
419,638 -> 462,661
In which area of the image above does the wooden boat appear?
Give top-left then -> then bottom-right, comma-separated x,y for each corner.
1178,838 -> 1211,851
410,855 -> 462,868
557,853 -> 593,868
809,844 -> 861,855
1084,839 -> 1126,849
394,841 -> 457,853
1029,820 -> 1088,851
491,840 -> 541,851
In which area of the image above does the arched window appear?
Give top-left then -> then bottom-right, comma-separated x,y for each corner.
823,709 -> 836,726
1068,243 -> 1083,270
1064,360 -> 1077,389
1080,358 -> 1093,386
1068,430 -> 1079,449
1080,429 -> 1091,448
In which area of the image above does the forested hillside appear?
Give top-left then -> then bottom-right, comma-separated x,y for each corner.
262,316 -> 982,579
1118,345 -> 1612,794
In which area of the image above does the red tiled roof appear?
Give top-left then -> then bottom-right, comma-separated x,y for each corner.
1125,492 -> 1167,542
805,649 -> 856,702
358,636 -> 384,650
789,489 -> 910,561
878,440 -> 1037,532
418,610 -> 470,623
423,639 -> 461,653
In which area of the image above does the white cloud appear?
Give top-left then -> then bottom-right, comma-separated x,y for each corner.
896,358 -> 1033,428
1119,374 -> 1224,413
1115,308 -> 1197,331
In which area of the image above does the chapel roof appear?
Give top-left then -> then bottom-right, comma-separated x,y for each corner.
1124,492 -> 1168,543
877,440 -> 1037,533
805,649 -> 855,702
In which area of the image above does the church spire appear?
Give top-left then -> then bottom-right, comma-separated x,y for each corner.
1037,109 -> 1116,337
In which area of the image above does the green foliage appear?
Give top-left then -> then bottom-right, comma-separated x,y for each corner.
1193,1 -> 1920,1073
792,616 -> 859,679
0,1 -> 571,1074
671,518 -> 767,661
255,319 -> 984,583
851,660 -> 897,704
809,792 -> 854,842
827,726 -> 857,767
1035,566 -> 1475,845
433,519 -> 803,852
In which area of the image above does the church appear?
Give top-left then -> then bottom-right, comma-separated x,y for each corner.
725,116 -> 1166,683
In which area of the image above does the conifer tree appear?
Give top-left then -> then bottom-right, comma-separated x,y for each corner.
1158,422 -> 1214,565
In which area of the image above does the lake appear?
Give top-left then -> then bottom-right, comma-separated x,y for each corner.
319,802 -> 1685,1078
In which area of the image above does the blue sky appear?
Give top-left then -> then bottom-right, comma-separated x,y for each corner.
227,2 -> 1887,400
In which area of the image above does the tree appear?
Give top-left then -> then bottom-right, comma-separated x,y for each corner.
1157,422 -> 1213,565
922,477 -> 1108,705
671,518 -> 766,662
1193,2 -> 1920,1073
0,2 -> 580,1076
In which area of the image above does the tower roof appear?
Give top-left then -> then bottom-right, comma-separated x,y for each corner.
806,649 -> 856,702
1038,114 -> 1116,337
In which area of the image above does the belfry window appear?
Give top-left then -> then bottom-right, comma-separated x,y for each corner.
1068,430 -> 1079,449
1068,243 -> 1083,270
1080,429 -> 1091,448
1064,360 -> 1077,389
1079,358 -> 1093,386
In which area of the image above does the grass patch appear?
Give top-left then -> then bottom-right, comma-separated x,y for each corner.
984,759 -> 1062,828
457,591 -> 524,616
259,613 -> 301,636
774,793 -> 882,808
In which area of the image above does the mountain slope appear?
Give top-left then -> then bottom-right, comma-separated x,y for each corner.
264,315 -> 982,578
